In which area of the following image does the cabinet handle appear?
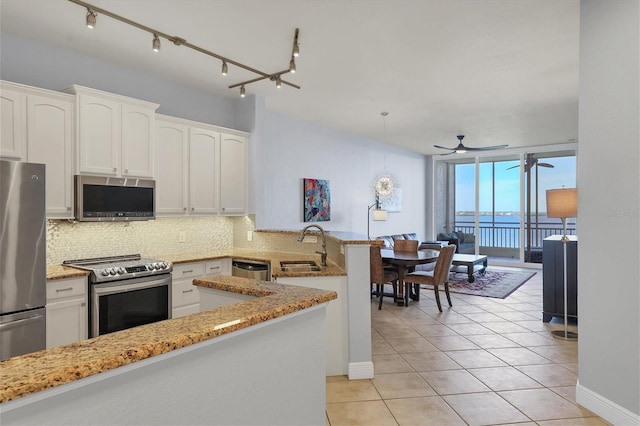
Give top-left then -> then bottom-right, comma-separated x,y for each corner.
222,207 -> 226,211
183,207 -> 187,211
182,269 -> 193,274
182,289 -> 194,294
56,287 -> 73,293
81,303 -> 86,307
113,167 -> 117,172
67,206 -> 72,211
125,168 -> 129,174
209,267 -> 220,271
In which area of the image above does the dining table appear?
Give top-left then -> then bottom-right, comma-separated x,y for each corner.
380,248 -> 440,306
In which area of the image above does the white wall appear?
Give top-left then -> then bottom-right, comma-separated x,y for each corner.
577,0 -> 640,423
254,109 -> 428,237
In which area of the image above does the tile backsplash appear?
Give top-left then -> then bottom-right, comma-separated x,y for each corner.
47,216 -> 235,265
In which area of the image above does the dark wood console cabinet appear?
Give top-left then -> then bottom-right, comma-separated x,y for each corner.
542,235 -> 578,322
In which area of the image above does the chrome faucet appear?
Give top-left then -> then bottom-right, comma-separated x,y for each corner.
297,224 -> 327,267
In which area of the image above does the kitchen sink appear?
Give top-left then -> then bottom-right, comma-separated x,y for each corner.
279,260 -> 322,272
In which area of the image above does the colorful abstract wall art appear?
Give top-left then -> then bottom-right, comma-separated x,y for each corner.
303,178 -> 331,222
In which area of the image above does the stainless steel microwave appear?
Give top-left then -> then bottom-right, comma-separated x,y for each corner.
74,175 -> 155,221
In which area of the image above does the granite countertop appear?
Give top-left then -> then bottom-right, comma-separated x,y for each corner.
47,249 -> 347,282
0,275 -> 337,403
165,249 -> 346,279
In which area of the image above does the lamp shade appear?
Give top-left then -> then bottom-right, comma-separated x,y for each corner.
546,188 -> 578,218
372,209 -> 387,221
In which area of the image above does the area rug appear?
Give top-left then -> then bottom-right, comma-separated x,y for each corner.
444,269 -> 536,299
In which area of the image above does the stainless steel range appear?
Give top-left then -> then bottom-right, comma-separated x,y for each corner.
63,254 -> 172,337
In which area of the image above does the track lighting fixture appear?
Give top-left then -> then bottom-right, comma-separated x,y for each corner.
69,0 -> 302,93
86,8 -> 96,29
152,34 -> 161,52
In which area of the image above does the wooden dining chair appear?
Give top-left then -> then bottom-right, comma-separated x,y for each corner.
403,245 -> 456,312
370,245 -> 399,310
393,238 -> 418,253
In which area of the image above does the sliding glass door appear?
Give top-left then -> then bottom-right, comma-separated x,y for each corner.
434,147 -> 576,265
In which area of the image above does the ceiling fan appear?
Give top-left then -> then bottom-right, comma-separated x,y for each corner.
434,135 -> 508,155
506,154 -> 554,172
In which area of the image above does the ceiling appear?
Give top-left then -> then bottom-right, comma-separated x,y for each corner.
0,0 -> 580,155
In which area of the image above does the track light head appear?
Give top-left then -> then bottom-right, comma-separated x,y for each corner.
289,58 -> 296,73
221,61 -> 228,76
276,75 -> 282,88
240,85 -> 246,98
293,42 -> 300,57
86,8 -> 96,29
152,34 -> 161,52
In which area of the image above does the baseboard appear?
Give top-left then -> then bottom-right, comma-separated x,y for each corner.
348,361 -> 374,380
576,380 -> 640,425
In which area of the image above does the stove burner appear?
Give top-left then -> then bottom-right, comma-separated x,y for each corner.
63,254 -> 172,283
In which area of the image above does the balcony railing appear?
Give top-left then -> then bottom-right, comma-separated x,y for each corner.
454,219 -> 577,249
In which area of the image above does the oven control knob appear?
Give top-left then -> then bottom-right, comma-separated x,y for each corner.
109,268 -> 117,276
148,263 -> 156,270
118,267 -> 125,274
160,262 -> 168,269
101,269 -> 110,276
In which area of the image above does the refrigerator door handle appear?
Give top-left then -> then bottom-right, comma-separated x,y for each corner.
0,314 -> 45,331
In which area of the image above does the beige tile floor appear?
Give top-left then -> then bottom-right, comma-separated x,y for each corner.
326,269 -> 610,426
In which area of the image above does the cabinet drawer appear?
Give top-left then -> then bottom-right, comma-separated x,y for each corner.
204,260 -> 224,276
47,277 -> 87,302
172,278 -> 200,307
172,262 -> 205,279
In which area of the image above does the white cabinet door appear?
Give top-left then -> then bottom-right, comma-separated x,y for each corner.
156,119 -> 189,215
27,94 -> 74,218
46,296 -> 87,348
189,127 -> 219,215
219,133 -> 248,215
121,103 -> 155,178
77,93 -> 120,175
0,86 -> 26,160
46,277 -> 88,349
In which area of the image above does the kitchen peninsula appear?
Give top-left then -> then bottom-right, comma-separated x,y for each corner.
0,275 -> 336,425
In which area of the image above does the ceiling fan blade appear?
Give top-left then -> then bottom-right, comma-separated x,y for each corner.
538,162 -> 554,168
506,164 -> 520,170
463,144 -> 509,151
434,144 -> 455,151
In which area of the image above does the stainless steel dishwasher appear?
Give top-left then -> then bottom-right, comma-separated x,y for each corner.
232,260 -> 271,281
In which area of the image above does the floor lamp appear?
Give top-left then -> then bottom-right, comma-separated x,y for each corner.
545,188 -> 578,341
367,195 -> 387,240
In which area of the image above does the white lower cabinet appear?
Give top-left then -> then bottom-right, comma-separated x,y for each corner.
46,277 -> 88,349
171,259 -> 231,318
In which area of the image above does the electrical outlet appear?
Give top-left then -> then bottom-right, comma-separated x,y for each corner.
247,231 -> 253,241
303,235 -> 317,243
178,231 -> 186,243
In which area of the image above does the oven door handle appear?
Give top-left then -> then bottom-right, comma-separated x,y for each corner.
93,276 -> 170,296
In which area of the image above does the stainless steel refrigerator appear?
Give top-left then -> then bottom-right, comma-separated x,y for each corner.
0,160 -> 47,361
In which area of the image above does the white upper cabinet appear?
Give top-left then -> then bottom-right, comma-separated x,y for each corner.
219,133 -> 248,215
155,114 -> 248,217
156,118 -> 189,215
67,85 -> 159,178
189,127 -> 220,215
1,81 -> 75,218
27,93 -> 75,218
0,86 -> 26,160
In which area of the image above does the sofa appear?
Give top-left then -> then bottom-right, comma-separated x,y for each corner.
437,231 -> 475,254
